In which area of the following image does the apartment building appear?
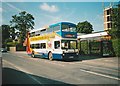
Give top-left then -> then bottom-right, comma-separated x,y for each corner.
104,6 -> 113,31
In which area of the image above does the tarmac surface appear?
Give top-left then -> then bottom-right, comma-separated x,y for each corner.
2,51 -> 120,85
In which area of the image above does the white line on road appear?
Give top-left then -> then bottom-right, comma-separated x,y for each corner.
81,63 -> 118,72
6,53 -> 119,81
3,60 -> 44,85
80,68 -> 120,81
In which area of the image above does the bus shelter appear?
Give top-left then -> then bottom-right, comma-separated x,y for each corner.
77,31 -> 114,57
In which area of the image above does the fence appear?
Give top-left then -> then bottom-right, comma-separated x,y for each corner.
79,40 -> 114,57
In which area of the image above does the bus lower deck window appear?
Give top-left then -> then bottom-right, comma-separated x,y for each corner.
41,43 -> 46,49
54,41 -> 60,49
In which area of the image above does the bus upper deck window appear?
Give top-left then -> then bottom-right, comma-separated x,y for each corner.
36,34 -> 40,36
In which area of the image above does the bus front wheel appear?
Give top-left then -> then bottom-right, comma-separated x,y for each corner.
48,52 -> 53,61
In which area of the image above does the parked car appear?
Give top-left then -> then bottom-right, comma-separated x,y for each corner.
0,48 -> 7,52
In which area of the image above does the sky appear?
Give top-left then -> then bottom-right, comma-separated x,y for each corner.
0,1 -> 119,32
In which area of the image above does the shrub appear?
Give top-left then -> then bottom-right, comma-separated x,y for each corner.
112,38 -> 120,57
16,43 -> 26,51
7,42 -> 16,47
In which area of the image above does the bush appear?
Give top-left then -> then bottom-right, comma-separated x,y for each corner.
112,38 -> 120,57
7,42 -> 16,47
16,43 -> 26,51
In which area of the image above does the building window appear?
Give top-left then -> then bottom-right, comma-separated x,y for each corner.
107,23 -> 112,28
107,9 -> 112,15
107,16 -> 112,21
107,10 -> 110,15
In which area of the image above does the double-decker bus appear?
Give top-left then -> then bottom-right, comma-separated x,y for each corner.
25,22 -> 79,60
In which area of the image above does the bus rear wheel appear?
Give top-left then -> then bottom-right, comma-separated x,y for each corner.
48,52 -> 53,61
31,51 -> 35,58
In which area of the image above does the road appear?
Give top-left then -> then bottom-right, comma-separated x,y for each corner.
2,52 -> 120,85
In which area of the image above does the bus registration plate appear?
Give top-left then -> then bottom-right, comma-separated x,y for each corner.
69,56 -> 74,58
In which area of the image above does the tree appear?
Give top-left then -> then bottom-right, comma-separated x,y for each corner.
109,2 -> 120,39
109,2 -> 120,57
9,26 -> 16,40
1,25 -> 10,47
10,11 -> 35,43
76,21 -> 93,34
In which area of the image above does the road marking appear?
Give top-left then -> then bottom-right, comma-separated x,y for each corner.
66,61 -> 118,73
6,53 -> 119,81
68,62 -> 75,64
80,68 -> 120,81
81,63 -> 119,72
10,53 -> 118,73
3,60 -> 44,85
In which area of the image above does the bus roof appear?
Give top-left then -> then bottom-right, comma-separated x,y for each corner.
30,28 -> 45,33
49,22 -> 76,27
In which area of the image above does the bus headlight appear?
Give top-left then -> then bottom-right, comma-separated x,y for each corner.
76,51 -> 79,55
63,51 -> 65,56
76,53 -> 79,55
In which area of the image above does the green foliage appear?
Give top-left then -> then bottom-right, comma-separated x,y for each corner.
76,21 -> 93,34
9,26 -> 16,40
90,41 -> 101,54
6,38 -> 18,47
108,2 -> 120,57
112,39 -> 120,57
6,41 -> 18,51
80,40 -> 89,54
6,42 -> 17,47
10,11 -> 35,43
109,2 -> 120,39
77,41 -> 81,50
16,43 -> 26,51
5,38 -> 13,43
1,11 -> 35,50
